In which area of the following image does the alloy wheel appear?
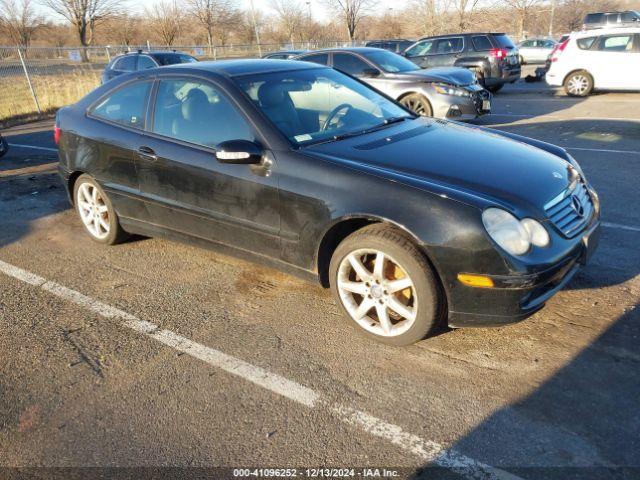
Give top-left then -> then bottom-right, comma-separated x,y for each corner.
336,249 -> 417,337
567,74 -> 589,96
76,182 -> 110,240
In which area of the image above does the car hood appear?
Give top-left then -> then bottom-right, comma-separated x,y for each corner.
389,67 -> 477,86
305,118 -> 573,214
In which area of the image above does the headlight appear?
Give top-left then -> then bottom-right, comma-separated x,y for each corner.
433,83 -> 470,97
482,208 -> 550,256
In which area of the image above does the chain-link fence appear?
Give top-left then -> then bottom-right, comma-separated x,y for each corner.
0,41 -> 361,124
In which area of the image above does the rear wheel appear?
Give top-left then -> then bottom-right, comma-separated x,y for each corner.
564,70 -> 593,97
399,93 -> 433,117
329,224 -> 443,346
73,174 -> 127,245
487,83 -> 504,93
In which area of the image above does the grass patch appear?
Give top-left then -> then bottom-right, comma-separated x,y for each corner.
0,69 -> 100,123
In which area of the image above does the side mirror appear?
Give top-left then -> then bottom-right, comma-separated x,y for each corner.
362,68 -> 381,78
215,140 -> 263,164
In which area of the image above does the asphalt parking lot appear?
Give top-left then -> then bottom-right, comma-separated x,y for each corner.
1,67 -> 639,479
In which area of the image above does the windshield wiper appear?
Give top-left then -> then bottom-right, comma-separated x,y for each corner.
303,116 -> 412,146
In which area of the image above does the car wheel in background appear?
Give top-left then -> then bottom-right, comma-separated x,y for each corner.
0,135 -> 7,158
329,224 -> 443,346
399,93 -> 433,117
487,84 -> 504,93
519,55 -> 525,65
564,70 -> 593,97
73,174 -> 127,245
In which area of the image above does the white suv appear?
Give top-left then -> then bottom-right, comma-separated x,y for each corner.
546,28 -> 640,96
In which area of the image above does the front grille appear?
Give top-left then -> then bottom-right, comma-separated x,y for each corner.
544,181 -> 593,238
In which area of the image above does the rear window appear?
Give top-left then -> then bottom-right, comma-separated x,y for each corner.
493,34 -> 516,49
472,35 -> 493,51
576,37 -> 597,50
585,13 -> 604,24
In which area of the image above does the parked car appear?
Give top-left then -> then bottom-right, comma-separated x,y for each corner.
402,32 -> 521,92
294,47 -> 490,120
0,134 -> 7,158
55,59 -> 600,345
365,39 -> 415,54
102,50 -> 198,83
583,11 -> 640,30
517,38 -> 557,64
262,50 -> 307,59
544,34 -> 570,69
546,27 -> 640,96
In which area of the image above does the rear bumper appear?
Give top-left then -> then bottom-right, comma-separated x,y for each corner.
447,220 -> 601,328
485,66 -> 521,86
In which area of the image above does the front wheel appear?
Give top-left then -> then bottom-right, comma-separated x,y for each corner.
399,93 -> 433,117
73,174 -> 127,245
329,225 -> 443,346
564,70 -> 593,97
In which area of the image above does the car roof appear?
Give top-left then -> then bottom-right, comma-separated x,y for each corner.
163,58 -> 321,77
298,47 -> 389,55
417,32 -> 507,40
572,26 -> 640,37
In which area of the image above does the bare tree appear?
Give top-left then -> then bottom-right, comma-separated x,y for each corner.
323,0 -> 377,42
269,0 -> 305,44
41,0 -> 123,49
0,0 -> 42,47
146,1 -> 183,46
188,0 -> 239,51
504,0 -> 543,39
409,0 -> 454,36
106,12 -> 139,46
453,0 -> 481,31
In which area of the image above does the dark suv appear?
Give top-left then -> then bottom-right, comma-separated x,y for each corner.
403,33 -> 521,92
102,51 -> 197,83
583,11 -> 640,29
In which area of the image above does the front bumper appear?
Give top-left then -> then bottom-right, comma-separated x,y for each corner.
439,89 -> 491,121
447,219 -> 601,328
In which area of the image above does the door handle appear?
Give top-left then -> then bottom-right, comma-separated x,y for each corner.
138,146 -> 157,161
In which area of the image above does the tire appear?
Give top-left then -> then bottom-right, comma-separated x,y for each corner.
486,84 -> 504,93
329,224 -> 443,346
399,93 -> 433,117
519,55 -> 525,65
73,174 -> 127,245
564,70 -> 593,97
0,135 -> 7,158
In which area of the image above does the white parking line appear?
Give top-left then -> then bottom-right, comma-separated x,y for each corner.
602,222 -> 640,233
0,258 -> 521,480
566,146 -> 640,155
8,143 -> 58,153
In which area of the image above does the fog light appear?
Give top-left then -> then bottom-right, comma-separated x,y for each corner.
448,105 -> 462,117
457,273 -> 494,288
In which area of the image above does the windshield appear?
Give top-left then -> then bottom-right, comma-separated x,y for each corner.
155,53 -> 198,66
235,67 -> 413,146
363,50 -> 419,73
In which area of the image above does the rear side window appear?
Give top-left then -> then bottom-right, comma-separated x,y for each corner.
576,37 -> 597,50
113,55 -> 136,72
435,37 -> 463,54
91,82 -> 151,128
605,13 -> 619,24
621,11 -> 639,22
300,53 -> 329,65
472,35 -> 493,51
598,35 -> 634,51
493,34 -> 516,49
332,53 -> 371,76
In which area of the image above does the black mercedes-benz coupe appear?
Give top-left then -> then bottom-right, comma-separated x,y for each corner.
55,59 -> 600,345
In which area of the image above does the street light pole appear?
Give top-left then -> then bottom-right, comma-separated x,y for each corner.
249,0 -> 262,57
548,0 -> 557,37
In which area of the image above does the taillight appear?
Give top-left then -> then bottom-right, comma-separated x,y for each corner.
489,48 -> 508,59
550,40 -> 568,62
54,126 -> 61,145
